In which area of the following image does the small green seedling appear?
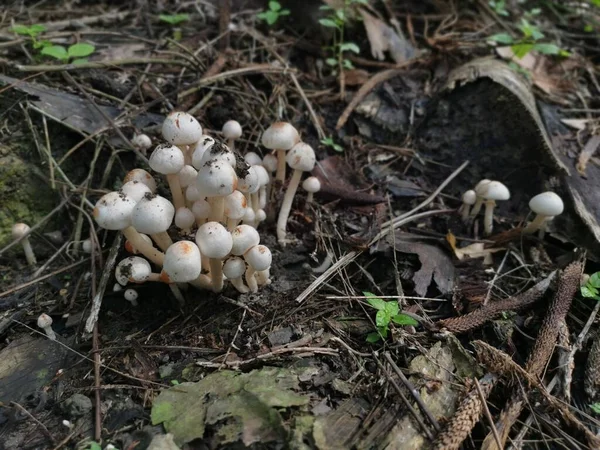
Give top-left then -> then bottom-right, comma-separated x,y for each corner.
87,442 -> 102,450
489,0 -> 509,16
41,43 -> 95,64
591,403 -> 600,414
257,1 -> 290,26
581,272 -> 600,301
11,24 -> 51,49
320,137 -> 343,152
171,379 -> 180,385
364,292 -> 419,343
158,13 -> 190,26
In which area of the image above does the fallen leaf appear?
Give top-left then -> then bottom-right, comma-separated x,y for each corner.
576,135 -> 600,176
446,232 -> 504,264
561,119 -> 591,130
359,8 -> 415,63
344,69 -> 370,86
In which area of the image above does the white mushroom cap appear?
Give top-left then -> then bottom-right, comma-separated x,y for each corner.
163,240 -> 202,282
244,245 -> 272,271
253,165 -> 270,187
261,122 -> 299,150
116,256 -> 152,285
82,239 -> 93,253
132,134 -> 152,150
462,190 -> 476,205
222,120 -> 242,140
475,179 -> 492,192
224,191 -> 248,220
244,152 -> 262,166
198,140 -> 236,168
302,176 -> 321,193
93,191 -> 136,230
223,257 -> 246,279
37,313 -> 53,329
185,185 -> 202,203
178,165 -> 198,188
286,142 -> 316,172
196,159 -> 238,197
113,283 -> 123,292
195,222 -> 233,259
243,208 -> 256,225
149,144 -> 185,175
191,135 -> 216,169
262,154 -> 278,173
123,169 -> 157,193
121,180 -> 152,203
162,111 -> 202,145
481,181 -> 510,201
124,289 -> 138,303
131,194 -> 175,235
529,192 -> 564,216
256,209 -> 267,222
192,199 -> 211,220
238,166 -> 260,194
12,222 -> 31,240
231,224 -> 260,256
175,207 -> 196,230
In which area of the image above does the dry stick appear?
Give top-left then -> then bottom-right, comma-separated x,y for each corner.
475,378 -> 503,450
10,401 -> 55,444
434,271 -> 556,333
219,0 -> 231,50
196,347 -> 339,369
481,255 -> 585,450
372,351 -> 435,441
383,352 -> 441,432
15,58 -> 191,72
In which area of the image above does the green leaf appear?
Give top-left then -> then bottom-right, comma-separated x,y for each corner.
33,39 -> 52,49
279,9 -> 290,16
364,292 -> 386,310
325,58 -> 337,66
269,1 -> 281,11
88,443 -> 102,450
319,18 -> 340,29
392,314 -> 419,326
589,272 -> 600,288
511,43 -> 534,59
532,43 -> 561,55
488,33 -> 514,44
266,10 -> 279,25
591,403 -> 600,414
384,301 -> 399,317
11,24 -> 45,37
366,332 -> 381,343
340,42 -> 360,53
71,58 -> 89,65
581,285 -> 599,299
375,309 -> 390,328
342,59 -> 354,69
41,45 -> 68,61
68,43 -> 95,58
159,13 -> 190,25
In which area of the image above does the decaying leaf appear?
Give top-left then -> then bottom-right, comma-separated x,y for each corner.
576,135 -> 600,176
446,232 -> 504,265
151,367 -> 310,446
359,9 -> 415,63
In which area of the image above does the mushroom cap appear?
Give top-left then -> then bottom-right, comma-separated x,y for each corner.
175,207 -> 196,230
121,180 -> 152,203
185,185 -> 202,202
224,191 -> 248,220
162,111 -> 202,145
261,122 -> 299,150
196,159 -> 238,197
244,152 -> 262,166
244,245 -> 272,271
123,169 -> 157,193
132,134 -> 152,150
178,165 -> 198,188
231,224 -> 260,256
191,135 -> 216,169
124,289 -> 138,302
256,209 -> 267,222
223,257 -> 246,279
116,256 -> 152,285
163,240 -> 202,282
302,176 -> 321,193
12,222 -> 31,240
149,144 -> 185,175
462,189 -> 477,205
222,120 -> 242,140
192,199 -> 212,219
93,191 -> 136,230
262,153 -> 278,173
82,239 -> 93,253
238,166 -> 260,194
195,222 -> 233,259
253,165 -> 270,188
475,179 -> 492,193
37,313 -> 53,329
481,181 -> 510,201
198,140 -> 236,168
529,191 -> 564,216
286,142 -> 316,172
243,208 -> 256,224
131,194 -> 175,234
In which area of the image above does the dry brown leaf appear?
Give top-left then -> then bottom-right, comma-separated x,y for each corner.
446,232 -> 504,265
358,8 -> 415,63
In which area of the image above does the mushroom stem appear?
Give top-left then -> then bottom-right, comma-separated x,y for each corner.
483,200 -> 496,236
227,218 -> 240,231
259,187 -> 267,209
188,273 -> 213,290
227,138 -> 235,151
209,259 -> 224,292
202,254 -> 211,274
470,198 -> 484,217
150,232 -> 173,252
245,266 -> 258,293
169,284 -> 186,307
277,169 -> 302,245
208,197 -> 225,223
230,277 -> 250,293
21,237 -> 37,266
122,227 -> 164,266
256,268 -> 271,286
251,192 -> 260,213
275,149 -> 286,182
42,325 -> 56,340
306,192 -> 314,205
523,214 -> 548,234
460,204 -> 471,222
166,174 -> 186,211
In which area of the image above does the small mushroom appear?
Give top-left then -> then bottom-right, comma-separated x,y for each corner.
124,289 -> 139,306
523,192 -> 564,236
223,257 -> 249,293
178,165 -> 198,190
37,313 -> 56,340
244,152 -> 263,167
132,134 -> 152,152
123,168 -> 157,193
149,144 -> 186,210
162,111 -> 203,164
244,245 -> 272,293
253,165 -> 270,211
231,225 -> 260,256
302,176 -> 321,205
131,194 -> 175,251
192,198 -> 212,226
480,181 -> 510,235
261,122 -> 300,182
12,223 -> 36,266
460,190 -> 476,222
191,135 -> 216,169
121,180 -> 152,203
469,179 -> 491,218
82,238 -> 93,254
175,207 -> 196,233
262,153 -> 278,174
224,190 -> 248,230
222,120 -> 242,150
196,159 -> 238,222
195,222 -> 233,292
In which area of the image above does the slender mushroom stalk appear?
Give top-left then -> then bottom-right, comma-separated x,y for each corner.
224,190 -> 248,231
460,190 -> 477,222
37,313 -> 56,340
12,223 -> 36,266
302,176 -> 321,206
149,143 -> 186,211
253,165 -> 270,212
195,222 -> 233,292
469,179 -> 491,218
197,158 -> 238,223
222,120 -> 242,150
277,142 -> 316,245
523,192 -> 564,236
261,122 -> 300,183
244,245 -> 272,293
131,193 -> 175,251
480,181 -> 510,236
223,257 -> 250,293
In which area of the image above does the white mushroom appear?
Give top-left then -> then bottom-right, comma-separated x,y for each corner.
121,180 -> 152,203
469,179 -> 491,218
224,190 -> 248,230
231,225 -> 260,256
191,135 -> 216,169
244,245 -> 272,293
175,207 -> 196,233
132,134 -> 152,151
82,238 -> 93,254
163,241 -> 202,282
277,142 -> 316,245
123,168 -> 157,193
253,165 -> 270,211
460,189 -> 477,222
480,181 -> 510,236
149,143 -> 186,210
244,152 -> 263,167
131,194 -> 175,251
192,198 -> 212,226
302,176 -> 321,205
523,192 -> 564,235
256,209 -> 266,224
124,288 -> 139,306
262,153 -> 278,174
223,257 -> 249,293
12,223 -> 36,266
195,222 -> 233,292
178,165 -> 198,190
197,140 -> 236,168
196,159 -> 238,222
242,208 -> 256,227
37,313 -> 56,340
162,111 -> 203,146
261,122 -> 300,182
116,256 -> 155,285
222,120 -> 242,150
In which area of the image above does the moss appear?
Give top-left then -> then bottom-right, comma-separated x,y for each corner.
0,144 -> 58,247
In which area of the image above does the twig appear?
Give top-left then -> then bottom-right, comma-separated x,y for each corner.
10,401 -> 55,444
14,58 -> 191,72
475,378 -> 502,449
219,0 -> 231,50
219,309 -> 246,370
196,347 -> 339,369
